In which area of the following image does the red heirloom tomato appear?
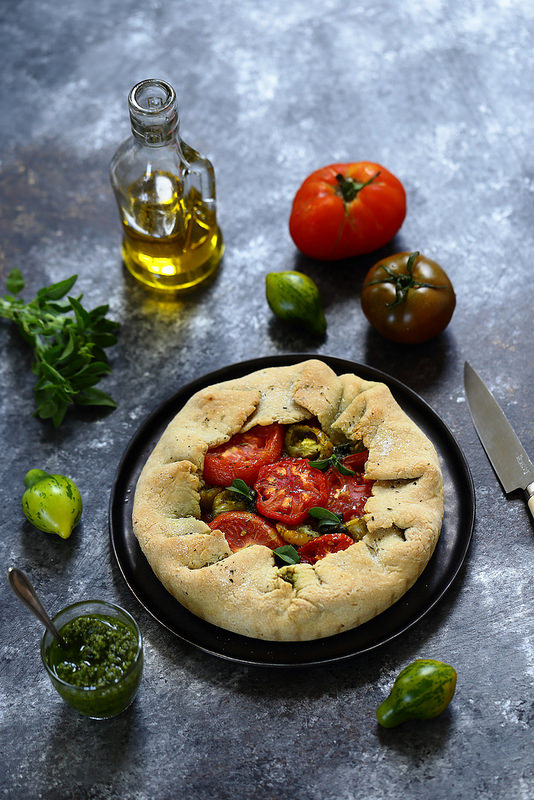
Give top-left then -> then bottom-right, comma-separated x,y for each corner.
203,423 -> 284,486
209,511 -> 284,553
289,162 -> 406,261
299,533 -> 354,564
327,452 -> 373,522
361,251 -> 456,344
254,458 -> 329,525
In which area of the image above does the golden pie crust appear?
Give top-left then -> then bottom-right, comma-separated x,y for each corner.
132,360 -> 444,641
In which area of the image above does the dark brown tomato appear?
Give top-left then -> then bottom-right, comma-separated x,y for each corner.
361,251 -> 456,344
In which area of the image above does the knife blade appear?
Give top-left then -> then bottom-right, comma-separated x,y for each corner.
464,361 -> 534,519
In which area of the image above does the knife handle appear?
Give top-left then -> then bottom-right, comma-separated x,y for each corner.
526,482 -> 534,521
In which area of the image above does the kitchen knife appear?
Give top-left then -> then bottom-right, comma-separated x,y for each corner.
464,361 -> 534,520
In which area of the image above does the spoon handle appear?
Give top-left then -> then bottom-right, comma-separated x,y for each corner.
7,567 -> 66,647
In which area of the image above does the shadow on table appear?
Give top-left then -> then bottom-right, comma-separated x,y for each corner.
42,697 -> 140,785
362,326 -> 457,395
375,705 -> 456,754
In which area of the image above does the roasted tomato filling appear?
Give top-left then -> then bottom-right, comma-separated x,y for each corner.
203,422 -> 373,561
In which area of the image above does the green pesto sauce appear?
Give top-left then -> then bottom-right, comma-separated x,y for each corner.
48,614 -> 137,689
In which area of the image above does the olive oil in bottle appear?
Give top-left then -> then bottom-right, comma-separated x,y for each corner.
110,79 -> 223,292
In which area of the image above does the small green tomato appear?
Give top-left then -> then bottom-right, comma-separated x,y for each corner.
376,659 -> 457,728
265,271 -> 327,335
22,469 -> 82,539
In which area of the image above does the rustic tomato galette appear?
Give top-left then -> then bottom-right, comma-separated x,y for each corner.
132,360 -> 444,641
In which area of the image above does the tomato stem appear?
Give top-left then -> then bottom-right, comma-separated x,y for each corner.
364,251 -> 445,307
335,171 -> 380,204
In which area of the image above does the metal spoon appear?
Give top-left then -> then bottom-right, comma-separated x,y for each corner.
7,567 -> 66,648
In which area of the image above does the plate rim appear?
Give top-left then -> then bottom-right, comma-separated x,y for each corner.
109,353 -> 475,667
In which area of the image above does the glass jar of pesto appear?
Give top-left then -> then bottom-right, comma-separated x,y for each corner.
41,600 -> 143,719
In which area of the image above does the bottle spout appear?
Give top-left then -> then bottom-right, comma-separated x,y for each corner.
128,79 -> 178,144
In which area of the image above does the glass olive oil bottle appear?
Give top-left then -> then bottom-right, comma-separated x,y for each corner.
110,79 -> 223,292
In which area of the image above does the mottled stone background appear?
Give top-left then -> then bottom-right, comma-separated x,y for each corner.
1,0 -> 534,798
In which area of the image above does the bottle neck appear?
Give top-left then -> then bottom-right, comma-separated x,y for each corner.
128,79 -> 179,147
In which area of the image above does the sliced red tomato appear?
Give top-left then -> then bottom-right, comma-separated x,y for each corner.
203,423 -> 284,487
299,533 -> 354,564
254,458 -> 329,525
327,452 -> 373,521
209,511 -> 284,553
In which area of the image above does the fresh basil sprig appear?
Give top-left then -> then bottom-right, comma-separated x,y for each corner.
1,268 -> 119,427
226,479 -> 257,510
273,545 -> 301,566
308,453 -> 356,476
309,443 -> 356,475
308,506 -> 346,532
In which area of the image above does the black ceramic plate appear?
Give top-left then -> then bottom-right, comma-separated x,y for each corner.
109,355 -> 475,667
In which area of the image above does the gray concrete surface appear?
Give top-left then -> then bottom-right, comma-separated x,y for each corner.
1,1 -> 534,798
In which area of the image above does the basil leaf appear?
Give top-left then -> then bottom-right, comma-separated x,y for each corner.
0,270 -> 119,426
37,274 -> 78,302
309,507 -> 342,522
68,295 -> 91,329
6,268 -> 25,296
226,479 -> 256,510
308,453 -> 356,476
229,478 -> 250,494
273,545 -> 301,566
227,479 -> 255,501
307,457 -> 331,471
308,506 -> 345,531
75,388 -> 118,407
